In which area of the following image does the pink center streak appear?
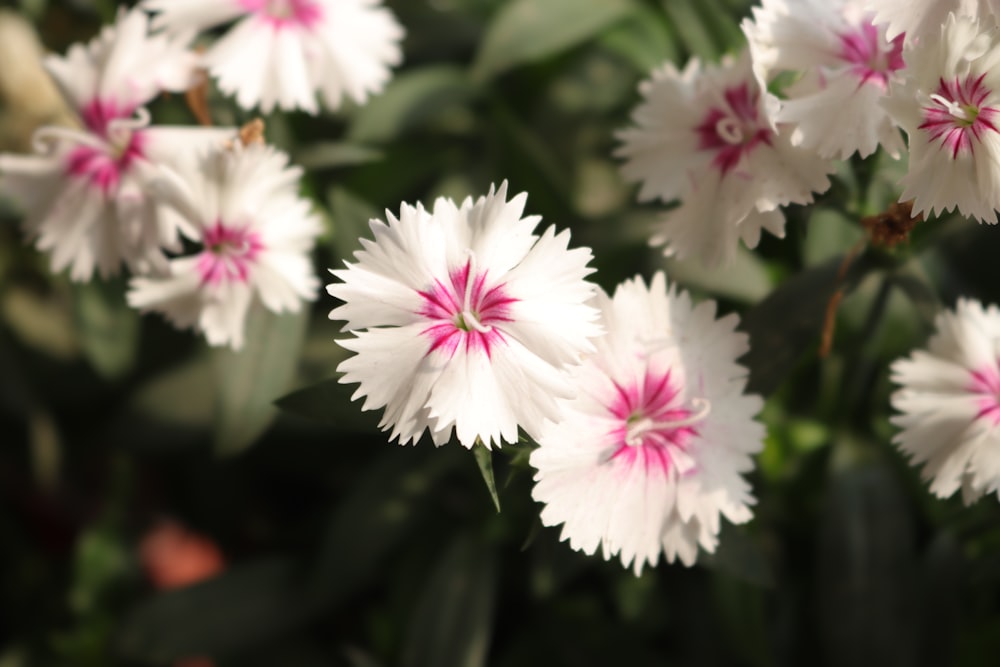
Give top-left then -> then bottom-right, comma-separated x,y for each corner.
417,259 -> 517,359
606,368 -> 698,476
836,20 -> 904,89
65,98 -> 146,196
919,74 -> 1000,159
196,222 -> 264,285
969,365 -> 1000,425
238,0 -> 324,29
694,83 -> 773,175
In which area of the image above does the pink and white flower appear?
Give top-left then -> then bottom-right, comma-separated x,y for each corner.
615,52 -> 832,267
0,8 -> 222,281
744,0 -> 906,159
530,273 -> 764,573
883,13 -> 1000,223
142,0 -> 404,114
890,298 -> 1000,504
127,139 -> 321,349
328,182 -> 602,449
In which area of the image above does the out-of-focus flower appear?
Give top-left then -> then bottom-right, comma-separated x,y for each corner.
615,52 -> 832,267
883,13 -> 1000,223
127,126 -> 321,349
139,520 -> 225,590
143,0 -> 404,114
744,0 -> 906,159
868,0 -> 1000,43
328,182 -> 602,448
0,8 -> 224,281
530,273 -> 764,573
890,298 -> 1000,504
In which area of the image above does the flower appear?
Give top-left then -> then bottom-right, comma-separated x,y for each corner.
0,8 -> 222,281
127,129 -> 321,349
882,13 -> 1000,223
328,182 -> 602,448
743,0 -> 906,159
890,298 -> 1000,504
143,0 -> 404,114
868,0 -> 1000,43
139,520 -> 225,590
615,52 -> 832,267
529,273 -> 764,574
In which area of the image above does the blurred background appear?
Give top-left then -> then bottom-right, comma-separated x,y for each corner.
3,0 -> 1000,665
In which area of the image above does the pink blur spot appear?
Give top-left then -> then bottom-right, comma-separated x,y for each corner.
836,20 -> 904,90
196,221 -> 264,286
238,0 -> 324,29
65,130 -> 146,196
417,258 -> 517,359
970,365 -> 1000,425
694,83 -> 773,175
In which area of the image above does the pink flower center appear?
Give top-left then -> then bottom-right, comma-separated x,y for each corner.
63,98 -> 144,197
606,368 -> 707,476
836,20 -> 904,89
695,83 -> 773,175
239,0 -> 324,29
417,256 -> 517,358
196,222 -> 264,285
969,365 -> 1000,425
919,74 -> 1000,159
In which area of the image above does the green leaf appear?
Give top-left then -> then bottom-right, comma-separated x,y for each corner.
211,302 -> 309,456
275,375 -> 381,433
473,441 -> 501,512
661,245 -> 773,303
327,186 -> 378,260
599,5 -> 678,72
306,450 -> 461,606
472,0 -> 639,81
661,0 -> 719,60
400,535 -> 497,667
739,252 -> 881,396
292,142 -> 383,170
700,523 -> 774,588
347,66 -> 477,144
118,558 -> 309,663
72,279 -> 139,380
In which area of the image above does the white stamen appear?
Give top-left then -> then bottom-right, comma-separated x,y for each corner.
930,93 -> 969,121
624,398 -> 711,446
715,117 -> 744,144
461,250 -> 492,333
32,126 -> 107,153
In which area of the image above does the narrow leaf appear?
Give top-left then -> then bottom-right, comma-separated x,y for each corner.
472,0 -> 639,81
211,303 -> 309,455
72,279 -> 139,379
473,441 -> 501,512
401,535 -> 497,667
292,142 -> 383,170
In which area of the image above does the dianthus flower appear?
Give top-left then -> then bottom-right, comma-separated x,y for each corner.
0,8 -> 222,281
744,0 -> 906,159
127,131 -> 321,349
616,52 -> 832,267
328,183 -> 602,448
891,298 -> 1000,504
868,0 -> 1000,43
883,13 -> 1000,223
143,0 -> 404,114
530,273 -> 764,573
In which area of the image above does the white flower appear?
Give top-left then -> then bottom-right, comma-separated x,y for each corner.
883,13 -> 1000,223
890,298 -> 1000,504
143,0 -> 404,114
744,0 -> 906,159
868,0 -> 1000,43
530,273 -> 764,574
0,8 -> 220,281
328,182 -> 602,449
127,137 -> 321,349
615,52 -> 832,267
